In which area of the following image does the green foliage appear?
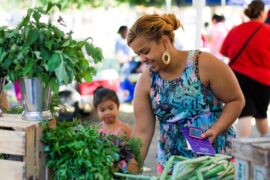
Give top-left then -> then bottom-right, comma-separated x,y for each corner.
2,106 -> 24,114
39,0 -> 165,9
39,0 -> 106,9
0,3 -> 103,93
42,120 -> 143,179
104,134 -> 143,170
42,121 -> 119,179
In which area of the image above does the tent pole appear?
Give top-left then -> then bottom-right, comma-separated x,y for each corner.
194,0 -> 206,49
166,0 -> 172,13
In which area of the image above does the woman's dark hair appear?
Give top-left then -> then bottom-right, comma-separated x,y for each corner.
93,86 -> 120,109
212,14 -> 225,23
244,0 -> 265,19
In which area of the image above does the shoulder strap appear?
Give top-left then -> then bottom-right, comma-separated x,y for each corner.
229,24 -> 263,66
194,50 -> 202,81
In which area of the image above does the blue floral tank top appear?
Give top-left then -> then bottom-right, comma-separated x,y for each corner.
150,50 -> 236,169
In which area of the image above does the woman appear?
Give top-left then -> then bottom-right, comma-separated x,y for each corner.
221,0 -> 270,137
127,13 -> 245,174
207,14 -> 228,61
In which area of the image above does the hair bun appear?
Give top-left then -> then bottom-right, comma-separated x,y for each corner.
162,13 -> 181,30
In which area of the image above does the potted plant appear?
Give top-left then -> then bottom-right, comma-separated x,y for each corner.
0,3 -> 103,120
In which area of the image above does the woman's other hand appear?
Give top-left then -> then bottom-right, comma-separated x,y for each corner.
126,158 -> 140,174
202,128 -> 219,143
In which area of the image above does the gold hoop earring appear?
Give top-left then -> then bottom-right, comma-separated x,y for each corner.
162,51 -> 171,65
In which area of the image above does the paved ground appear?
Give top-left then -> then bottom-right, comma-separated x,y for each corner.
118,103 -> 270,176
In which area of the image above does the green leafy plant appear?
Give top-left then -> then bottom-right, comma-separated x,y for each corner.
42,120 -> 143,179
0,3 -> 103,93
42,121 -> 119,179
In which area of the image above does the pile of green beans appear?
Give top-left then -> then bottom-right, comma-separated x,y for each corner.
168,154 -> 234,180
114,154 -> 234,180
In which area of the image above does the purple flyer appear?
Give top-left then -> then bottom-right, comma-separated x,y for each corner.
181,128 -> 215,156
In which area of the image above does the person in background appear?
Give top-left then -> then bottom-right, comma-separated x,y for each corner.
115,26 -> 142,102
265,9 -> 270,24
221,0 -> 270,137
127,13 -> 244,174
93,86 -> 132,138
93,86 -> 138,173
115,26 -> 141,77
207,14 -> 228,61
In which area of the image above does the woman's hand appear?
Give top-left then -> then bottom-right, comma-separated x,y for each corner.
126,158 -> 140,174
202,128 -> 219,143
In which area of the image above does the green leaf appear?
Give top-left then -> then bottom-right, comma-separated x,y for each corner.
84,42 -> 95,56
45,40 -> 54,50
24,29 -> 40,48
0,51 -> 7,63
83,72 -> 93,82
54,61 -> 69,84
33,10 -> 41,24
17,9 -> 32,29
47,52 -> 62,71
22,59 -> 34,76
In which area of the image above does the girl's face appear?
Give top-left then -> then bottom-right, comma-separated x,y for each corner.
129,36 -> 166,72
96,99 -> 119,124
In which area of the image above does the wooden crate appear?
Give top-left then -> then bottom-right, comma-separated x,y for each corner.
0,114 -> 56,180
232,137 -> 270,180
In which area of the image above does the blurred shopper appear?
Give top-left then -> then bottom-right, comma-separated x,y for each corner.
115,26 -> 140,77
265,9 -> 270,24
207,14 -> 228,61
221,0 -> 270,137
115,26 -> 144,102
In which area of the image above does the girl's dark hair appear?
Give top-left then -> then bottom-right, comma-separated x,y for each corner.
244,0 -> 264,19
93,86 -> 120,108
212,14 -> 225,23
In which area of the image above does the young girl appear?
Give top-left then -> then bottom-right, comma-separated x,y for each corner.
93,86 -> 132,139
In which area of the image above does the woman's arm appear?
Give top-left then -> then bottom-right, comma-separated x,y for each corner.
199,52 -> 245,142
132,70 -> 156,161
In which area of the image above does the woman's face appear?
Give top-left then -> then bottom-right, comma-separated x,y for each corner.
129,36 -> 165,72
96,99 -> 119,124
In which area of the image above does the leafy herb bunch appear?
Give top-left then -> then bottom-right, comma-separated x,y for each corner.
0,3 -> 103,93
102,134 -> 143,172
42,120 -> 119,179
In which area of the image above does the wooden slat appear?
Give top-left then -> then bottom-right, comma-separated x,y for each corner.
0,114 -> 38,130
0,159 -> 25,180
0,130 -> 25,155
232,137 -> 270,144
25,125 -> 36,178
232,137 -> 270,167
36,118 -> 56,180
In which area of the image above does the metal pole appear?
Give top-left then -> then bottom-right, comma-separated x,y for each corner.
221,0 -> 226,7
193,0 -> 206,49
166,0 -> 171,13
31,0 -> 37,7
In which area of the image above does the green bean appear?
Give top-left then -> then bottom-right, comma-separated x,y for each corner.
203,164 -> 226,178
189,176 -> 198,180
196,170 -> 204,180
218,163 -> 234,178
220,174 -> 234,180
114,172 -> 154,180
160,156 -> 175,180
